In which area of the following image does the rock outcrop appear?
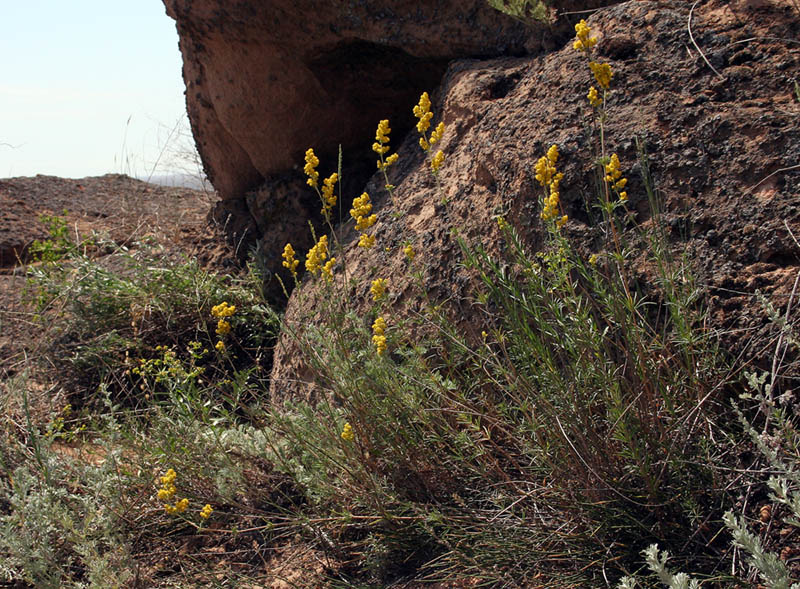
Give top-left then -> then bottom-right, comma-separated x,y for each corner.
163,0 -> 615,279
267,0 -> 800,398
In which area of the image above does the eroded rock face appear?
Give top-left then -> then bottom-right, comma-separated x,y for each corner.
268,0 -> 800,399
163,0 -> 614,281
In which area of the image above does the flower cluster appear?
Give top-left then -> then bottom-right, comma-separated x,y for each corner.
200,503 -> 213,519
321,172 -> 338,219
404,244 -> 415,261
304,148 -> 320,188
589,61 -> 613,90
372,316 -> 387,356
414,92 -> 446,174
282,243 -> 299,277
341,422 -> 355,442
573,20 -> 613,110
370,278 -> 387,302
212,301 -> 236,338
535,145 -> 567,229
350,193 -> 377,249
573,19 -> 597,52
157,468 -> 189,515
211,302 -> 236,318
305,235 -> 330,275
604,153 -> 628,201
373,119 -> 399,172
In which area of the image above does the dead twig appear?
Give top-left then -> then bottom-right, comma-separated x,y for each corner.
688,0 -> 726,81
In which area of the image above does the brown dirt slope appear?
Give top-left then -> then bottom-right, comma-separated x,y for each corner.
0,174 -> 228,377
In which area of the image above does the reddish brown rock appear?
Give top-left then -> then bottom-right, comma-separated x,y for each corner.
163,0 -> 616,279
269,0 -> 800,399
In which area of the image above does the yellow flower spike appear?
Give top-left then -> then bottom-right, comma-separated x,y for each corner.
215,340 -> 226,352
373,119 -> 392,155
589,253 -> 599,266
370,278 -> 387,301
350,193 -> 373,222
321,173 -> 338,217
430,122 -> 445,145
431,150 -> 446,172
305,235 -> 329,275
372,316 -> 386,334
378,153 -> 399,170
175,498 -> 189,513
157,488 -> 172,501
165,504 -> 177,515
556,215 -> 568,229
211,302 -> 236,318
281,243 -> 299,276
404,244 -> 415,261
573,19 -> 597,53
341,422 -> 355,442
413,92 -> 432,127
587,86 -> 602,108
358,233 -> 376,249
322,258 -> 336,282
619,191 -> 628,202
546,144 -> 559,164
303,148 -> 320,188
589,61 -> 613,90
200,504 -> 213,519
216,319 -> 231,336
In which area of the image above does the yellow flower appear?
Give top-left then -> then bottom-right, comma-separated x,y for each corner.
165,504 -> 177,515
160,469 -> 177,485
378,153 -> 399,170
413,92 -> 433,134
404,244 -> 415,261
556,215 -> 568,229
589,253 -> 599,266
215,340 -> 226,352
281,243 -> 299,276
322,258 -> 336,282
321,173 -> 338,217
373,119 -> 392,155
573,19 -> 597,53
351,193 -> 377,231
157,488 -> 172,501
370,278 -> 387,301
175,498 -> 189,513
341,422 -> 355,442
358,233 -> 376,249
216,319 -> 231,336
200,504 -> 213,519
619,191 -> 628,202
373,334 -> 387,355
431,150 -> 445,173
304,148 -> 320,188
587,85 -> 602,108
211,302 -> 236,318
589,61 -> 613,89
305,235 -> 329,275
372,316 -> 387,355
534,144 -> 560,188
430,122 -> 445,145
419,137 -> 430,151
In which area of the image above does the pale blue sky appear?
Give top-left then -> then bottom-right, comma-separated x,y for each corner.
1,1 -> 193,179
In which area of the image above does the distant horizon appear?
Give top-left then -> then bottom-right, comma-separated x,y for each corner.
1,2 -> 193,179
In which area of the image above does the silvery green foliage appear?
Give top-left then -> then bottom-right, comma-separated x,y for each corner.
724,512 -> 799,589
0,450 -> 134,588
616,545 -> 699,589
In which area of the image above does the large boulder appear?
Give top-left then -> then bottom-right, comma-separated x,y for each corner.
268,0 -> 800,398
163,0 -> 615,280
